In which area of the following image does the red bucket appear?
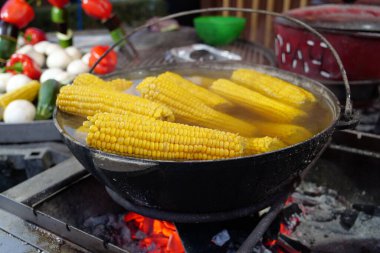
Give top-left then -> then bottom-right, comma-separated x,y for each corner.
274,4 -> 380,81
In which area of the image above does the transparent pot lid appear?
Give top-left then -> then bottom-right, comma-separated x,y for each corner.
277,4 -> 380,33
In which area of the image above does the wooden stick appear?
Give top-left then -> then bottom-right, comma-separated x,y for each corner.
300,0 -> 308,8
264,0 -> 275,48
236,0 -> 243,17
249,0 -> 260,41
283,0 -> 291,13
222,0 -> 230,16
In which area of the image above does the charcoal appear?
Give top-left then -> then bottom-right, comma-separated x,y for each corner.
282,203 -> 302,219
353,203 -> 379,216
120,226 -> 132,244
83,214 -> 109,228
340,209 -> 358,230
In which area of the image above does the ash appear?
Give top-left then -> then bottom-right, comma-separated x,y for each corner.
284,182 -> 380,253
355,98 -> 380,134
83,214 -> 145,253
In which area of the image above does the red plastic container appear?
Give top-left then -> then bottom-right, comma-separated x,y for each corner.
274,4 -> 380,81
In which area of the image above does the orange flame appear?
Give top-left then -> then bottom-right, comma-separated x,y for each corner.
123,212 -> 185,253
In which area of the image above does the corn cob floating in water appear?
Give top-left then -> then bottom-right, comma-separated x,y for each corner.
210,79 -> 307,123
73,73 -> 132,92
251,121 -> 313,145
84,112 -> 285,160
57,85 -> 174,121
136,74 -> 256,137
243,137 -> 286,155
161,71 -> 232,109
231,69 -> 316,108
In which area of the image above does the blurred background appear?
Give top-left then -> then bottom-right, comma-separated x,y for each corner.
0,0 -> 378,33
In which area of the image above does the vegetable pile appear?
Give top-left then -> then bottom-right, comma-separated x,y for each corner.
0,23 -> 118,124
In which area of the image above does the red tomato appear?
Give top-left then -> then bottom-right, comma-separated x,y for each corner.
24,27 -> 47,45
82,0 -> 112,20
48,0 -> 70,8
88,45 -> 117,75
0,0 -> 35,29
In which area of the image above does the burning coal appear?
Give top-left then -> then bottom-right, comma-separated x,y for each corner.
83,212 -> 184,252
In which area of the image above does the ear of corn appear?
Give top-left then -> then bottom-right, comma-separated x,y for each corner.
210,79 -> 307,123
107,78 -> 133,91
86,112 -> 245,160
0,80 -> 40,111
231,69 -> 316,108
73,73 -> 132,91
253,121 -> 313,145
86,112 -> 286,160
243,137 -> 286,155
162,72 -> 232,109
136,75 -> 257,137
57,85 -> 174,121
187,75 -> 215,88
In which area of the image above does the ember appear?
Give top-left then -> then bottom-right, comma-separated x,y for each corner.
123,212 -> 185,253
83,212 -> 184,253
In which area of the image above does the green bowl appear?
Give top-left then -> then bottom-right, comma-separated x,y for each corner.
194,16 -> 246,46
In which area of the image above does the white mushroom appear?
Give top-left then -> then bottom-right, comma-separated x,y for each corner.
3,99 -> 36,123
81,53 -> 91,66
67,59 -> 89,75
56,71 -> 74,84
40,68 -> 65,83
0,73 -> 13,93
34,41 -> 52,54
17,45 -> 45,67
45,43 -> 63,55
65,46 -> 82,60
6,74 -> 32,93
46,50 -> 72,69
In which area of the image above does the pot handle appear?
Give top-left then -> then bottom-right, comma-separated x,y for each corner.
90,7 -> 358,129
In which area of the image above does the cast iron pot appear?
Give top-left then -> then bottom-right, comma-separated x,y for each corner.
54,8 -> 357,221
54,61 -> 354,215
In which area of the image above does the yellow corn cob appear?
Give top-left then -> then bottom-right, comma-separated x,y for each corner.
57,85 -> 174,121
162,72 -> 232,109
107,78 -> 133,91
73,73 -> 132,91
253,121 -> 313,145
187,75 -> 215,88
243,137 -> 286,155
86,112 -> 245,160
231,69 -> 316,107
0,80 -> 40,110
210,79 -> 307,123
136,75 -> 256,137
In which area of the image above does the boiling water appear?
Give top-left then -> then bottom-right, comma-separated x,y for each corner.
57,67 -> 335,155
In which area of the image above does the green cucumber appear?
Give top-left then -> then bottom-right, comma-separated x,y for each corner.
35,79 -> 61,120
